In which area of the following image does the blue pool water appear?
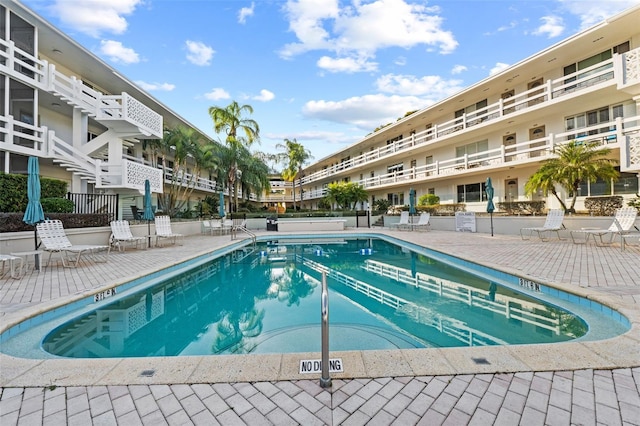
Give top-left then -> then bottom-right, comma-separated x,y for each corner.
0,235 -> 630,359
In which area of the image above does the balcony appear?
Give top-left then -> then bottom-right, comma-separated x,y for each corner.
299,47 -> 640,187
0,38 -> 163,138
301,115 -> 640,200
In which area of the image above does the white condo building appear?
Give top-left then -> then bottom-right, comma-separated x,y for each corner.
297,6 -> 640,213
1,0 -> 640,219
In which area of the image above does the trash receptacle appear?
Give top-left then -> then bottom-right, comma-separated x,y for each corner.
267,216 -> 278,231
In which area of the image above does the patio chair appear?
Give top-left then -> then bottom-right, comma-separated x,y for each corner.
520,209 -> 565,241
110,220 -> 146,251
202,219 -> 223,235
222,219 -> 234,234
621,233 -> 640,251
130,205 -> 142,220
414,212 -> 431,231
390,211 -> 411,230
155,216 -> 184,246
36,220 -> 110,267
0,254 -> 24,279
570,207 -> 638,246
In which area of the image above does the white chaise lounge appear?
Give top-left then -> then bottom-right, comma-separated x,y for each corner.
37,219 -> 110,267
520,209 -> 565,241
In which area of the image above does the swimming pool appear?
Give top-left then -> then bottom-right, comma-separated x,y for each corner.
0,235 -> 630,359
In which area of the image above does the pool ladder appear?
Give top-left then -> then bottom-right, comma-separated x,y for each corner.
230,224 -> 256,246
320,271 -> 331,388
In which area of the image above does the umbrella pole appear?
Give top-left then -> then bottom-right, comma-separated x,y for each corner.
147,220 -> 152,248
33,226 -> 40,270
490,212 -> 494,237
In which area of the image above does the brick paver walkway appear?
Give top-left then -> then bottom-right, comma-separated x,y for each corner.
1,229 -> 639,425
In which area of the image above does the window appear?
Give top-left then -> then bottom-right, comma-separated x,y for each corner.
410,159 -> 416,168
456,140 -> 488,162
502,90 -> 515,114
387,163 -> 403,174
565,105 -> 620,141
562,44 -> 624,91
387,193 -> 404,205
457,182 -> 486,203
455,99 -> 488,127
425,155 -> 433,164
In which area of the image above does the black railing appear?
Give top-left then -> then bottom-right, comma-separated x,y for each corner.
66,192 -> 119,220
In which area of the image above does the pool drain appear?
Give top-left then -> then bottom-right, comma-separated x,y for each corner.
139,369 -> 156,377
472,357 -> 490,365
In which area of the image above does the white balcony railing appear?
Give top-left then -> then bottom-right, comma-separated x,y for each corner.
0,38 -> 163,138
301,115 -> 640,200
299,47 -> 640,188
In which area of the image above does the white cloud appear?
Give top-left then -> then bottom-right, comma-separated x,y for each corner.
559,0 -> 640,29
135,81 -> 175,91
253,89 -> 276,102
204,88 -> 231,100
185,40 -> 214,66
280,0 -> 457,73
99,40 -> 139,64
302,94 -> 429,131
394,56 -> 407,66
317,55 -> 377,73
533,15 -> 565,38
375,74 -> 464,98
489,62 -> 510,76
50,0 -> 142,37
238,2 -> 255,24
451,65 -> 467,75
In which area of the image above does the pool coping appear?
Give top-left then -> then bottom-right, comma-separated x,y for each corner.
1,230 -> 639,387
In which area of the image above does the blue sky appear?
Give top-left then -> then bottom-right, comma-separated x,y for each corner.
23,0 -> 640,164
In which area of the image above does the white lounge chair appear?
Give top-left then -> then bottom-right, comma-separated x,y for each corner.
414,212 -> 431,231
0,254 -> 24,279
570,207 -> 638,246
621,233 -> 640,251
37,219 -> 110,267
155,216 -> 184,246
390,211 -> 411,230
222,219 -> 233,234
202,219 -> 223,235
520,209 -> 565,241
110,220 -> 146,251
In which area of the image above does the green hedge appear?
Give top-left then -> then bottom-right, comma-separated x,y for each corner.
0,173 -> 68,212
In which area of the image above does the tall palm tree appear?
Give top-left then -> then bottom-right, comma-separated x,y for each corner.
276,138 -> 313,210
238,152 -> 271,206
525,140 -> 619,212
209,101 -> 260,212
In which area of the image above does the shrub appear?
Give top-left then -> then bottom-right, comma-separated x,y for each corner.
418,194 -> 440,206
41,198 -> 75,213
417,203 -> 465,216
584,196 -> 623,216
0,173 -> 68,212
0,213 -> 111,232
627,194 -> 640,209
497,201 -> 546,215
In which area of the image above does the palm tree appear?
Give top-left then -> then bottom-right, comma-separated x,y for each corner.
276,138 -> 313,210
325,182 -> 369,210
525,140 -> 619,213
209,101 -> 260,212
155,126 -> 208,216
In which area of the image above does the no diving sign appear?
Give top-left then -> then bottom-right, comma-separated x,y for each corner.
299,358 -> 344,374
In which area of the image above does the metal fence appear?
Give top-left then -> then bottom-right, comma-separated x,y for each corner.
66,192 -> 119,220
